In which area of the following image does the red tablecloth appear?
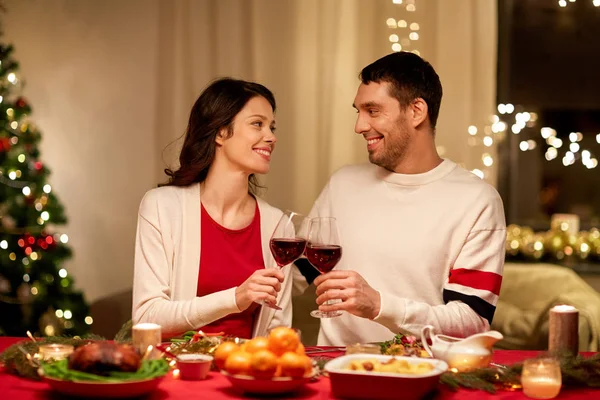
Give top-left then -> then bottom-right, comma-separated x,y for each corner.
0,337 -> 597,399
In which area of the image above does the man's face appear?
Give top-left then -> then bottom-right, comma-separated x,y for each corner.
353,81 -> 411,172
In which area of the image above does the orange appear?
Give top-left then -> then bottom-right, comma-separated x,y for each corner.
268,327 -> 300,356
296,342 -> 306,355
213,341 -> 240,370
278,352 -> 312,378
245,337 -> 270,354
224,351 -> 252,376
249,349 -> 278,379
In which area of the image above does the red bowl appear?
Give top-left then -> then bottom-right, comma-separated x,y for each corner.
221,370 -> 315,395
324,354 -> 448,400
44,375 -> 165,398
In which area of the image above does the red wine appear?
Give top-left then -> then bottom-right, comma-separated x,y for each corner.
305,244 -> 342,273
270,238 -> 307,267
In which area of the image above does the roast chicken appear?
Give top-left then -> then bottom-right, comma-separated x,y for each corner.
68,342 -> 141,375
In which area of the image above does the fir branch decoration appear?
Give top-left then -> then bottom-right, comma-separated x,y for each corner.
440,364 -> 522,394
440,353 -> 600,393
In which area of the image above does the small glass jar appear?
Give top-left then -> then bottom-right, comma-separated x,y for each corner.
38,344 -> 74,361
521,358 -> 562,399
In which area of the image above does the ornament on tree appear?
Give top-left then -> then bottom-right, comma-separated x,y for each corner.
15,97 -> 27,109
0,137 -> 11,152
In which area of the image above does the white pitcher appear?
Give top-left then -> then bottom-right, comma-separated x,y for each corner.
420,325 -> 503,372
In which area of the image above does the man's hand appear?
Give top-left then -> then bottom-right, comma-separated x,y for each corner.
314,270 -> 381,319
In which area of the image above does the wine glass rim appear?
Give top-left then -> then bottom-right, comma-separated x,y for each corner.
309,216 -> 337,221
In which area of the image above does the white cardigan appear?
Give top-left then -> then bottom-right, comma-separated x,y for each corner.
131,183 -> 293,338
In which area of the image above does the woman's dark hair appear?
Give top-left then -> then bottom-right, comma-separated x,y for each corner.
162,77 -> 276,192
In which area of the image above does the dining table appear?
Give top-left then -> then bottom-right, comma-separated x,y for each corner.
0,337 -> 597,399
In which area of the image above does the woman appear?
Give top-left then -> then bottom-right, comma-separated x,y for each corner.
132,78 -> 292,339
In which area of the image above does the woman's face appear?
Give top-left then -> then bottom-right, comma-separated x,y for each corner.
216,96 -> 277,176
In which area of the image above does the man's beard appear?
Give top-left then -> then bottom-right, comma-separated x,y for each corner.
369,118 -> 410,172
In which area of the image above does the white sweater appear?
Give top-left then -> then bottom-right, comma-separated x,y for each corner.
307,160 -> 506,346
132,183 -> 293,338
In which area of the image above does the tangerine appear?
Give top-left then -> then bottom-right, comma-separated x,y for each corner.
278,351 -> 312,378
213,341 -> 240,370
249,349 -> 278,379
268,327 -> 300,356
245,336 -> 270,354
296,342 -> 306,355
224,351 -> 252,376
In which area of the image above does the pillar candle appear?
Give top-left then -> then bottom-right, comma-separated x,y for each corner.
548,305 -> 578,355
132,323 -> 161,357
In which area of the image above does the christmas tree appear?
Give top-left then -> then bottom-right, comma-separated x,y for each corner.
0,42 -> 91,336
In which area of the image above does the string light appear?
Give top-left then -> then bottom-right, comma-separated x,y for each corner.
388,0 -> 420,53
468,103 -> 599,177
43,184 -> 52,193
85,316 -> 93,325
58,268 -> 68,278
63,310 -> 72,320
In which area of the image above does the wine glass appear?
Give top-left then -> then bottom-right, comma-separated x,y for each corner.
305,217 -> 343,318
260,211 -> 307,309
269,211 -> 308,268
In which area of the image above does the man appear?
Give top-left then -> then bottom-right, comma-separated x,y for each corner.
295,52 -> 506,346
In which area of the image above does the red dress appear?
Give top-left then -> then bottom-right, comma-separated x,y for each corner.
196,203 -> 263,339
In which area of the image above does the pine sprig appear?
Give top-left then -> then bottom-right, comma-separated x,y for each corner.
440,365 -> 522,394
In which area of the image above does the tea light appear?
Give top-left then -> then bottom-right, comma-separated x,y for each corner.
38,344 -> 74,361
521,358 -> 561,399
549,305 -> 579,355
132,323 -> 161,358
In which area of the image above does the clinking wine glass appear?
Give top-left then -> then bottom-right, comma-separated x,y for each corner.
260,211 -> 308,309
306,217 -> 343,318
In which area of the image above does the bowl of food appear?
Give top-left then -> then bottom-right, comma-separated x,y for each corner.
176,354 -> 213,380
324,354 -> 448,400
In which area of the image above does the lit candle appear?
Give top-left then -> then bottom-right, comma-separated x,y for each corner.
132,323 -> 161,358
549,305 -> 579,355
38,344 -> 74,361
521,358 -> 561,399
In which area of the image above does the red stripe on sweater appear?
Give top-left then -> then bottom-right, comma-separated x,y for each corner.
448,268 -> 502,296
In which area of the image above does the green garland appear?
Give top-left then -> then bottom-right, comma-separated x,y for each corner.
441,353 -> 600,393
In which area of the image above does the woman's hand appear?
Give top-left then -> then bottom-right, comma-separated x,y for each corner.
235,269 -> 284,311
